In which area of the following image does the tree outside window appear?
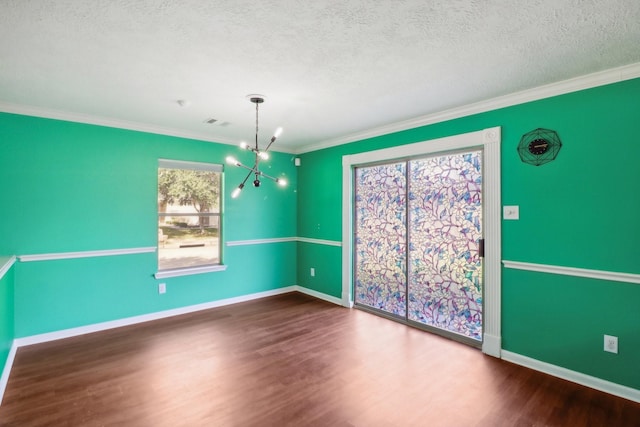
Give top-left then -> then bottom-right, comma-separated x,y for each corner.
158,160 -> 222,271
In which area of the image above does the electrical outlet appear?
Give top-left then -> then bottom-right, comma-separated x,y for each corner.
310,268 -> 315,277
604,334 -> 618,354
158,283 -> 166,294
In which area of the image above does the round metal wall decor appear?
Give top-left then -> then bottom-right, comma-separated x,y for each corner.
517,128 -> 562,166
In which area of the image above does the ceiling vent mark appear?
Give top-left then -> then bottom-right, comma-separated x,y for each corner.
203,117 -> 218,124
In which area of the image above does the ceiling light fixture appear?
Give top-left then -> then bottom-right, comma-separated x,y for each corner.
226,95 -> 286,198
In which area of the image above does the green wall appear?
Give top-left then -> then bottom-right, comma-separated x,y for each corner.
296,78 -> 640,390
0,262 -> 14,373
1,78 -> 638,393
0,113 -> 297,337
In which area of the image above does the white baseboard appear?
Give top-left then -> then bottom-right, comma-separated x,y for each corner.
0,342 -> 17,405
14,286 -> 297,347
5,290 -> 638,407
482,333 -> 502,358
501,350 -> 640,403
294,286 -> 343,306
12,286 -> 341,349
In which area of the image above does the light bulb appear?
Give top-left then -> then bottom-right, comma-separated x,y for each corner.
231,187 -> 242,198
273,127 -> 283,138
226,156 -> 239,166
239,141 -> 248,149
258,151 -> 269,160
277,178 -> 287,187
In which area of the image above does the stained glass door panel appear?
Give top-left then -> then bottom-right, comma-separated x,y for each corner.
407,151 -> 483,340
354,163 -> 407,317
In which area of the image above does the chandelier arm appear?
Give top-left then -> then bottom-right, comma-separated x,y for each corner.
257,170 -> 280,183
234,162 -> 259,173
238,170 -> 253,187
262,138 -> 276,154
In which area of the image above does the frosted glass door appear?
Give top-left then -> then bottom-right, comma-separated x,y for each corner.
407,151 -> 483,340
353,162 -> 407,317
353,150 -> 483,342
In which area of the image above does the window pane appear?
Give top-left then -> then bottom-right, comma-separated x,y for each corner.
158,216 -> 219,269
158,165 -> 221,270
353,162 -> 407,317
407,151 -> 483,340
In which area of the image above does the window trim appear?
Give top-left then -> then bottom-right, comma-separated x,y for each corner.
157,158 -> 224,277
341,126 -> 502,357
158,159 -> 223,173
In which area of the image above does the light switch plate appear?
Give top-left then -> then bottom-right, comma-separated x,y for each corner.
503,205 -> 519,220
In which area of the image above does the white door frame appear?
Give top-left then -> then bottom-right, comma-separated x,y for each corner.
341,127 -> 502,357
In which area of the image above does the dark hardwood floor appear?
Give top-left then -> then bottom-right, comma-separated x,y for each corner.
1,292 -> 638,426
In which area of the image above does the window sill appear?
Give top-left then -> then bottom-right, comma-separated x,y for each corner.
154,264 -> 227,279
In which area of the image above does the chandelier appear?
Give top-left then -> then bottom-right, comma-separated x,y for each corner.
225,95 -> 287,198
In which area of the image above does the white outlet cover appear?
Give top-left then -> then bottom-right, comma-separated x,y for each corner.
310,268 -> 315,277
158,283 -> 167,294
503,205 -> 519,220
604,334 -> 618,354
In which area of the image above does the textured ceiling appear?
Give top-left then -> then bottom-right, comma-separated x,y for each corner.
1,0 -> 639,152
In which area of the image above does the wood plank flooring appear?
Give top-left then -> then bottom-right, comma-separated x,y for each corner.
1,292 -> 638,426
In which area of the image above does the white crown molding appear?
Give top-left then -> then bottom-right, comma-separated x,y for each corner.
0,101 -> 299,154
502,260 -> 640,285
2,64 -> 638,157
0,256 -> 16,281
0,102 -> 236,145
502,350 -> 640,404
18,247 -> 156,262
296,62 -> 640,154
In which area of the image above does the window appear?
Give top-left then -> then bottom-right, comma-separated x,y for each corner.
157,159 -> 222,273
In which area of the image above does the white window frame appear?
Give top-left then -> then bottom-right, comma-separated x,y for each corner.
155,159 -> 227,279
